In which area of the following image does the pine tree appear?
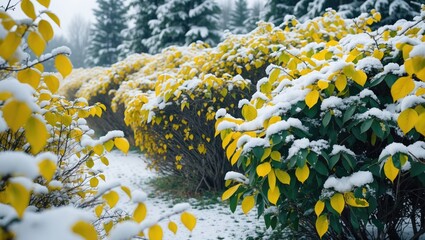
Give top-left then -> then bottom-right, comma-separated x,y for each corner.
185,0 -> 221,46
120,0 -> 163,57
218,0 -> 233,31
245,0 -> 265,32
144,0 -> 221,54
265,0 -> 299,25
229,0 -> 250,34
86,0 -> 127,66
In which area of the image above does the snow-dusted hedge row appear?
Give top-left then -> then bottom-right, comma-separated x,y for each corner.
219,9 -> 425,239
62,7 -> 425,238
0,1 -> 195,239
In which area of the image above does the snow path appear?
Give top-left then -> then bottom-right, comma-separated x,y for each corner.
103,151 -> 270,239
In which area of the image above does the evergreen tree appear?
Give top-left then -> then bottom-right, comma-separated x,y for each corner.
229,0 -> 250,34
86,0 -> 127,66
218,0 -> 233,31
245,0 -> 265,32
265,0 -> 299,25
120,0 -> 163,57
292,0 -> 425,25
144,0 -> 221,54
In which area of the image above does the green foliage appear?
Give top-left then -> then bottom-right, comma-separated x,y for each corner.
86,0 -> 127,66
219,9 -> 425,239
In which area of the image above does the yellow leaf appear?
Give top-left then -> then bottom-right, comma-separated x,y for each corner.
38,20 -> 53,42
268,169 -> 277,190
44,74 -> 60,93
416,87 -> 425,96
344,192 -> 369,207
352,70 -> 367,87
103,190 -> 119,208
222,132 -> 234,149
181,212 -> 196,231
95,204 -> 103,217
5,182 -> 30,218
0,12 -> 16,30
230,148 -> 242,166
373,49 -> 384,60
133,203 -> 147,223
222,183 -> 241,201
267,185 -> 280,205
269,68 -> 280,83
384,156 -> 399,183
104,221 -> 113,234
114,137 -> 130,154
104,140 -> 114,152
335,75 -> 347,92
256,162 -> 271,177
316,215 -> 329,239
317,80 -> 329,90
314,200 -> 325,216
17,68 -> 41,89
261,148 -> 271,161
415,113 -> 425,136
168,221 -> 178,234
21,0 -> 36,19
0,31 -> 21,60
28,31 -> 46,57
330,193 -> 345,215
149,224 -> 163,240
241,195 -> 255,214
305,90 -> 320,109
90,177 -> 99,187
3,100 -> 32,132
72,221 -> 98,240
226,138 -> 238,160
121,186 -> 131,198
37,0 -> 50,8
55,55 -> 73,78
270,151 -> 281,161
406,56 -> 425,81
45,11 -> 61,26
93,144 -> 104,155
275,169 -> 290,185
391,76 -> 415,102
241,104 -> 257,121
397,108 -> 418,134
295,164 -> 310,183
38,159 -> 56,181
25,116 -> 48,154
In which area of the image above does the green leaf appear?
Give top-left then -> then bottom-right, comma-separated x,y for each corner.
410,162 -> 425,177
343,106 -> 356,123
322,111 -> 331,127
329,154 -> 340,169
360,118 -> 373,133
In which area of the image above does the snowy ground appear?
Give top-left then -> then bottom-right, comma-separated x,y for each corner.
103,151 -> 271,240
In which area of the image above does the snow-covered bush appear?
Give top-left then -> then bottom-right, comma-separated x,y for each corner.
218,9 -> 425,239
0,1 -> 195,239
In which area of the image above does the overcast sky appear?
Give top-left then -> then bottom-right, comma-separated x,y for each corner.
9,0 -> 266,37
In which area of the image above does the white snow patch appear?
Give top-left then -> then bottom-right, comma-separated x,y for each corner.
324,171 -> 373,193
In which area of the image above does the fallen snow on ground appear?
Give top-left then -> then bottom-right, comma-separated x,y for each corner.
103,151 -> 271,240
